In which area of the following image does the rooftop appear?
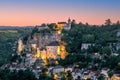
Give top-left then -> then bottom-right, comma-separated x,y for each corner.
47,41 -> 60,46
58,22 -> 67,24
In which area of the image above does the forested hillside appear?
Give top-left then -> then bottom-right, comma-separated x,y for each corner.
0,27 -> 32,66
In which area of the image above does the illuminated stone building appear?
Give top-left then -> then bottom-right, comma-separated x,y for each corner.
32,41 -> 67,65
46,41 -> 60,59
57,18 -> 71,31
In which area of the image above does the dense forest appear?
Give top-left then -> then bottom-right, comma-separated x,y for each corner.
62,19 -> 120,53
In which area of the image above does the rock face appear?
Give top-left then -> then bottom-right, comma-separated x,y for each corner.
30,30 -> 67,60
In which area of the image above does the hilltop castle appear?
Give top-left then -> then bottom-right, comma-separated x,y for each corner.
57,18 -> 71,30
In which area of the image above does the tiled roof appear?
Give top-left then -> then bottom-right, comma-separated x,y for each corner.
47,41 -> 60,46
58,22 -> 67,24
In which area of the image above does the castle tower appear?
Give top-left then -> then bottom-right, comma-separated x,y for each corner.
67,17 -> 71,30
68,17 -> 71,23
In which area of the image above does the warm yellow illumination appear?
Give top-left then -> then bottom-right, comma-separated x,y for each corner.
57,24 -> 65,28
18,39 -> 24,54
60,45 -> 65,51
41,50 -> 47,60
31,44 -> 37,50
43,59 -> 48,66
33,43 -> 67,65
57,30 -> 61,34
60,45 -> 67,59
34,48 -> 40,58
57,46 -> 60,55
56,23 -> 64,34
55,60 -> 59,65
53,73 -> 58,80
112,75 -> 120,80
42,54 -> 46,60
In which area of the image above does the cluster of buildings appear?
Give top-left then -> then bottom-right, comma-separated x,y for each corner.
46,66 -> 120,80
1,62 -> 120,80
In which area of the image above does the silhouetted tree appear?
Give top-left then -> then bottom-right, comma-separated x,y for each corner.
105,19 -> 112,25
108,71 -> 114,80
116,20 -> 120,25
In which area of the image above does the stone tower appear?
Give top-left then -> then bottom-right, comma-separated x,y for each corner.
67,17 -> 71,30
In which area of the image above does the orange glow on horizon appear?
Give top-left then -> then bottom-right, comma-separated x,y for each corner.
0,0 -> 120,26
0,17 -> 119,26
0,9 -> 119,26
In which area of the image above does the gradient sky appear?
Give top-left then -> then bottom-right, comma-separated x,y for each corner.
0,0 -> 120,26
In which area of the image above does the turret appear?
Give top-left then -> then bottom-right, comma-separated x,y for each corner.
68,17 -> 71,24
67,17 -> 71,30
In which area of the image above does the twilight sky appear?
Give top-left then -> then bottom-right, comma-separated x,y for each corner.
0,0 -> 120,26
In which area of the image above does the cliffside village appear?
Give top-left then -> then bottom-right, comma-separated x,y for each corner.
1,19 -> 120,80
17,18 -> 71,66
12,19 -> 73,79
